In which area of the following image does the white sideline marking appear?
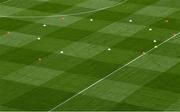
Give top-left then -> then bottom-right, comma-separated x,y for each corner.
0,0 -> 127,18
49,32 -> 180,111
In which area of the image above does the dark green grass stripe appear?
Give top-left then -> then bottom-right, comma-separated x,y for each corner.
28,2 -> 72,14
0,47 -> 51,65
151,18 -> 180,31
3,86 -> 75,111
0,18 -> 33,31
145,62 -> 180,94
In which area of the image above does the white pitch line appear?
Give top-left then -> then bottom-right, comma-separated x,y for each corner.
49,32 -> 180,111
0,0 -> 127,18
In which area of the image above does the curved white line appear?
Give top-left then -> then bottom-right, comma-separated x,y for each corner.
0,0 -> 127,18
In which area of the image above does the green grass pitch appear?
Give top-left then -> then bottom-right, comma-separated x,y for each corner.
0,0 -> 180,111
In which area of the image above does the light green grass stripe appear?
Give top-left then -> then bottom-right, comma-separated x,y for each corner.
83,79 -> 140,102
129,54 -> 180,72
3,65 -> 63,86
100,22 -> 146,37
60,42 -> 107,59
0,32 -> 37,47
135,5 -> 178,17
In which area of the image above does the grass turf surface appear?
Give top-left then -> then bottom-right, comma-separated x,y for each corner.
0,0 -> 180,111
